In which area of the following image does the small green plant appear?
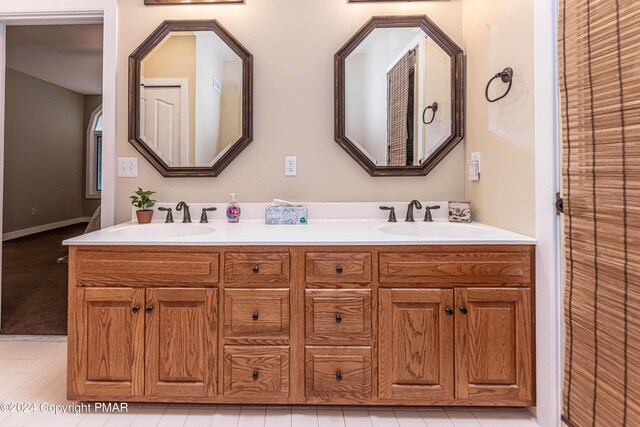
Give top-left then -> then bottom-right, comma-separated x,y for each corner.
130,187 -> 156,210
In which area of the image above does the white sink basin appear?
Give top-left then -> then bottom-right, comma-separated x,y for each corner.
106,223 -> 216,240
376,222 -> 494,239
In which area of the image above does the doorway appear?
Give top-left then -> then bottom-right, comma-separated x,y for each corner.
1,24 -> 103,334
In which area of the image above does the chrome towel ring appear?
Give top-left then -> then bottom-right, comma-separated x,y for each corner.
485,67 -> 513,103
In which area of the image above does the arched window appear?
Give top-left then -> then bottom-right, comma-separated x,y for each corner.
86,106 -> 102,199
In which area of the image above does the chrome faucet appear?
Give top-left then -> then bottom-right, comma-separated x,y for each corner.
175,201 -> 192,223
405,200 -> 423,222
423,205 -> 441,222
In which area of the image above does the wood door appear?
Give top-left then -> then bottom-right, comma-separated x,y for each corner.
378,289 -> 454,400
145,288 -> 217,398
455,288 -> 533,404
71,288 -> 145,399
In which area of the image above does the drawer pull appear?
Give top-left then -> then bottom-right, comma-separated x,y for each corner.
252,265 -> 260,274
132,305 -> 141,314
336,265 -> 343,274
336,371 -> 343,381
252,370 -> 259,381
335,314 -> 342,324
459,306 -> 468,315
444,307 -> 453,316
252,312 -> 259,321
146,305 -> 154,314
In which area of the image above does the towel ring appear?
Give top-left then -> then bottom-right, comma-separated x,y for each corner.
485,67 -> 513,103
422,102 -> 438,125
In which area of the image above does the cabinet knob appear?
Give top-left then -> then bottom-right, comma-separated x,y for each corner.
146,306 -> 154,314
336,265 -> 343,274
132,305 -> 141,314
252,265 -> 260,274
252,370 -> 259,381
459,306 -> 468,315
336,371 -> 343,381
444,307 -> 453,316
335,314 -> 342,324
252,312 -> 259,321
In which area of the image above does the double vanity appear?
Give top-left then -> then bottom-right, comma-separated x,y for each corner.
71,8 -> 534,409
65,203 -> 535,407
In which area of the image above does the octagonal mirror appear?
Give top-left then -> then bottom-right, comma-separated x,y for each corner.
129,20 -> 253,177
335,16 -> 464,176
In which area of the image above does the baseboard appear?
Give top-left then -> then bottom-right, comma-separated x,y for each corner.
2,217 -> 91,241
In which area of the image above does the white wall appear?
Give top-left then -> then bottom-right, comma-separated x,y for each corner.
423,38 -> 452,156
195,32 -> 221,166
463,0 -> 536,237
115,0 -> 465,224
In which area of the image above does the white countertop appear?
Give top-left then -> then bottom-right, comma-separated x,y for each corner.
63,218 -> 535,246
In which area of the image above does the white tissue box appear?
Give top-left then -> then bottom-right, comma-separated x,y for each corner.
265,206 -> 308,225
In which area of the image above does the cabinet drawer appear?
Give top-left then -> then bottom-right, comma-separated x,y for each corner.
305,347 -> 372,401
223,346 -> 289,400
380,249 -> 532,286
224,290 -> 289,344
75,249 -> 219,287
225,253 -> 290,286
305,252 -> 372,284
305,290 -> 371,344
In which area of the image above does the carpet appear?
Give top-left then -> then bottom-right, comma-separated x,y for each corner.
1,223 -> 86,335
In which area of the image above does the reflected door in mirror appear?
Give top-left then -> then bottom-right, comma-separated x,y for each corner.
140,32 -> 243,168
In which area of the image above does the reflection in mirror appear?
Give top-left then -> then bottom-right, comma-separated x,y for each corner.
345,28 -> 452,167
140,31 -> 243,168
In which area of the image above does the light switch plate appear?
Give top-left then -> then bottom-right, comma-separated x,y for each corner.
471,151 -> 481,172
467,159 -> 480,181
118,157 -> 139,178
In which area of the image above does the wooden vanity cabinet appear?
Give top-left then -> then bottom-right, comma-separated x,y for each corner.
378,289 -> 454,401
454,287 -> 533,404
70,286 -> 217,400
68,245 -> 534,407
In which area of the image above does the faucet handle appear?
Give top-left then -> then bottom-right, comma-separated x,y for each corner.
158,207 -> 174,223
379,206 -> 397,223
424,205 -> 441,222
200,207 -> 217,223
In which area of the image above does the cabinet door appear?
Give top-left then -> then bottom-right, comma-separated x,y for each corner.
70,288 -> 145,399
378,289 -> 454,401
455,288 -> 533,404
145,288 -> 218,398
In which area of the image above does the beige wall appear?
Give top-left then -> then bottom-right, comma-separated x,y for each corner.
116,0 -> 465,223
463,0 -> 536,236
3,69 -> 86,233
82,95 -> 103,217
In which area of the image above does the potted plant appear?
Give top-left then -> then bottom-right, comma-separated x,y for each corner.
130,187 -> 157,224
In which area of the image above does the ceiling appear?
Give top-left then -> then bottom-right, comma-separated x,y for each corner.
6,24 -> 103,95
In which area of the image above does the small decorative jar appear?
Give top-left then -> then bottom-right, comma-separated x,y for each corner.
448,201 -> 472,223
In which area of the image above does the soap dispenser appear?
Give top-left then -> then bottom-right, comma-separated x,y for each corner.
226,193 -> 241,223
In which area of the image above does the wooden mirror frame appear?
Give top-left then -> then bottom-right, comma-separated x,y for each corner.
128,20 -> 253,177
335,16 -> 464,177
145,0 -> 243,5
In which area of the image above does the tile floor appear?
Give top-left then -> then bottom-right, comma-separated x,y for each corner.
0,338 -> 539,427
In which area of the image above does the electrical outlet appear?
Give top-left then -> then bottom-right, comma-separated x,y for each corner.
118,157 -> 139,177
285,156 -> 297,176
31,208 -> 37,216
